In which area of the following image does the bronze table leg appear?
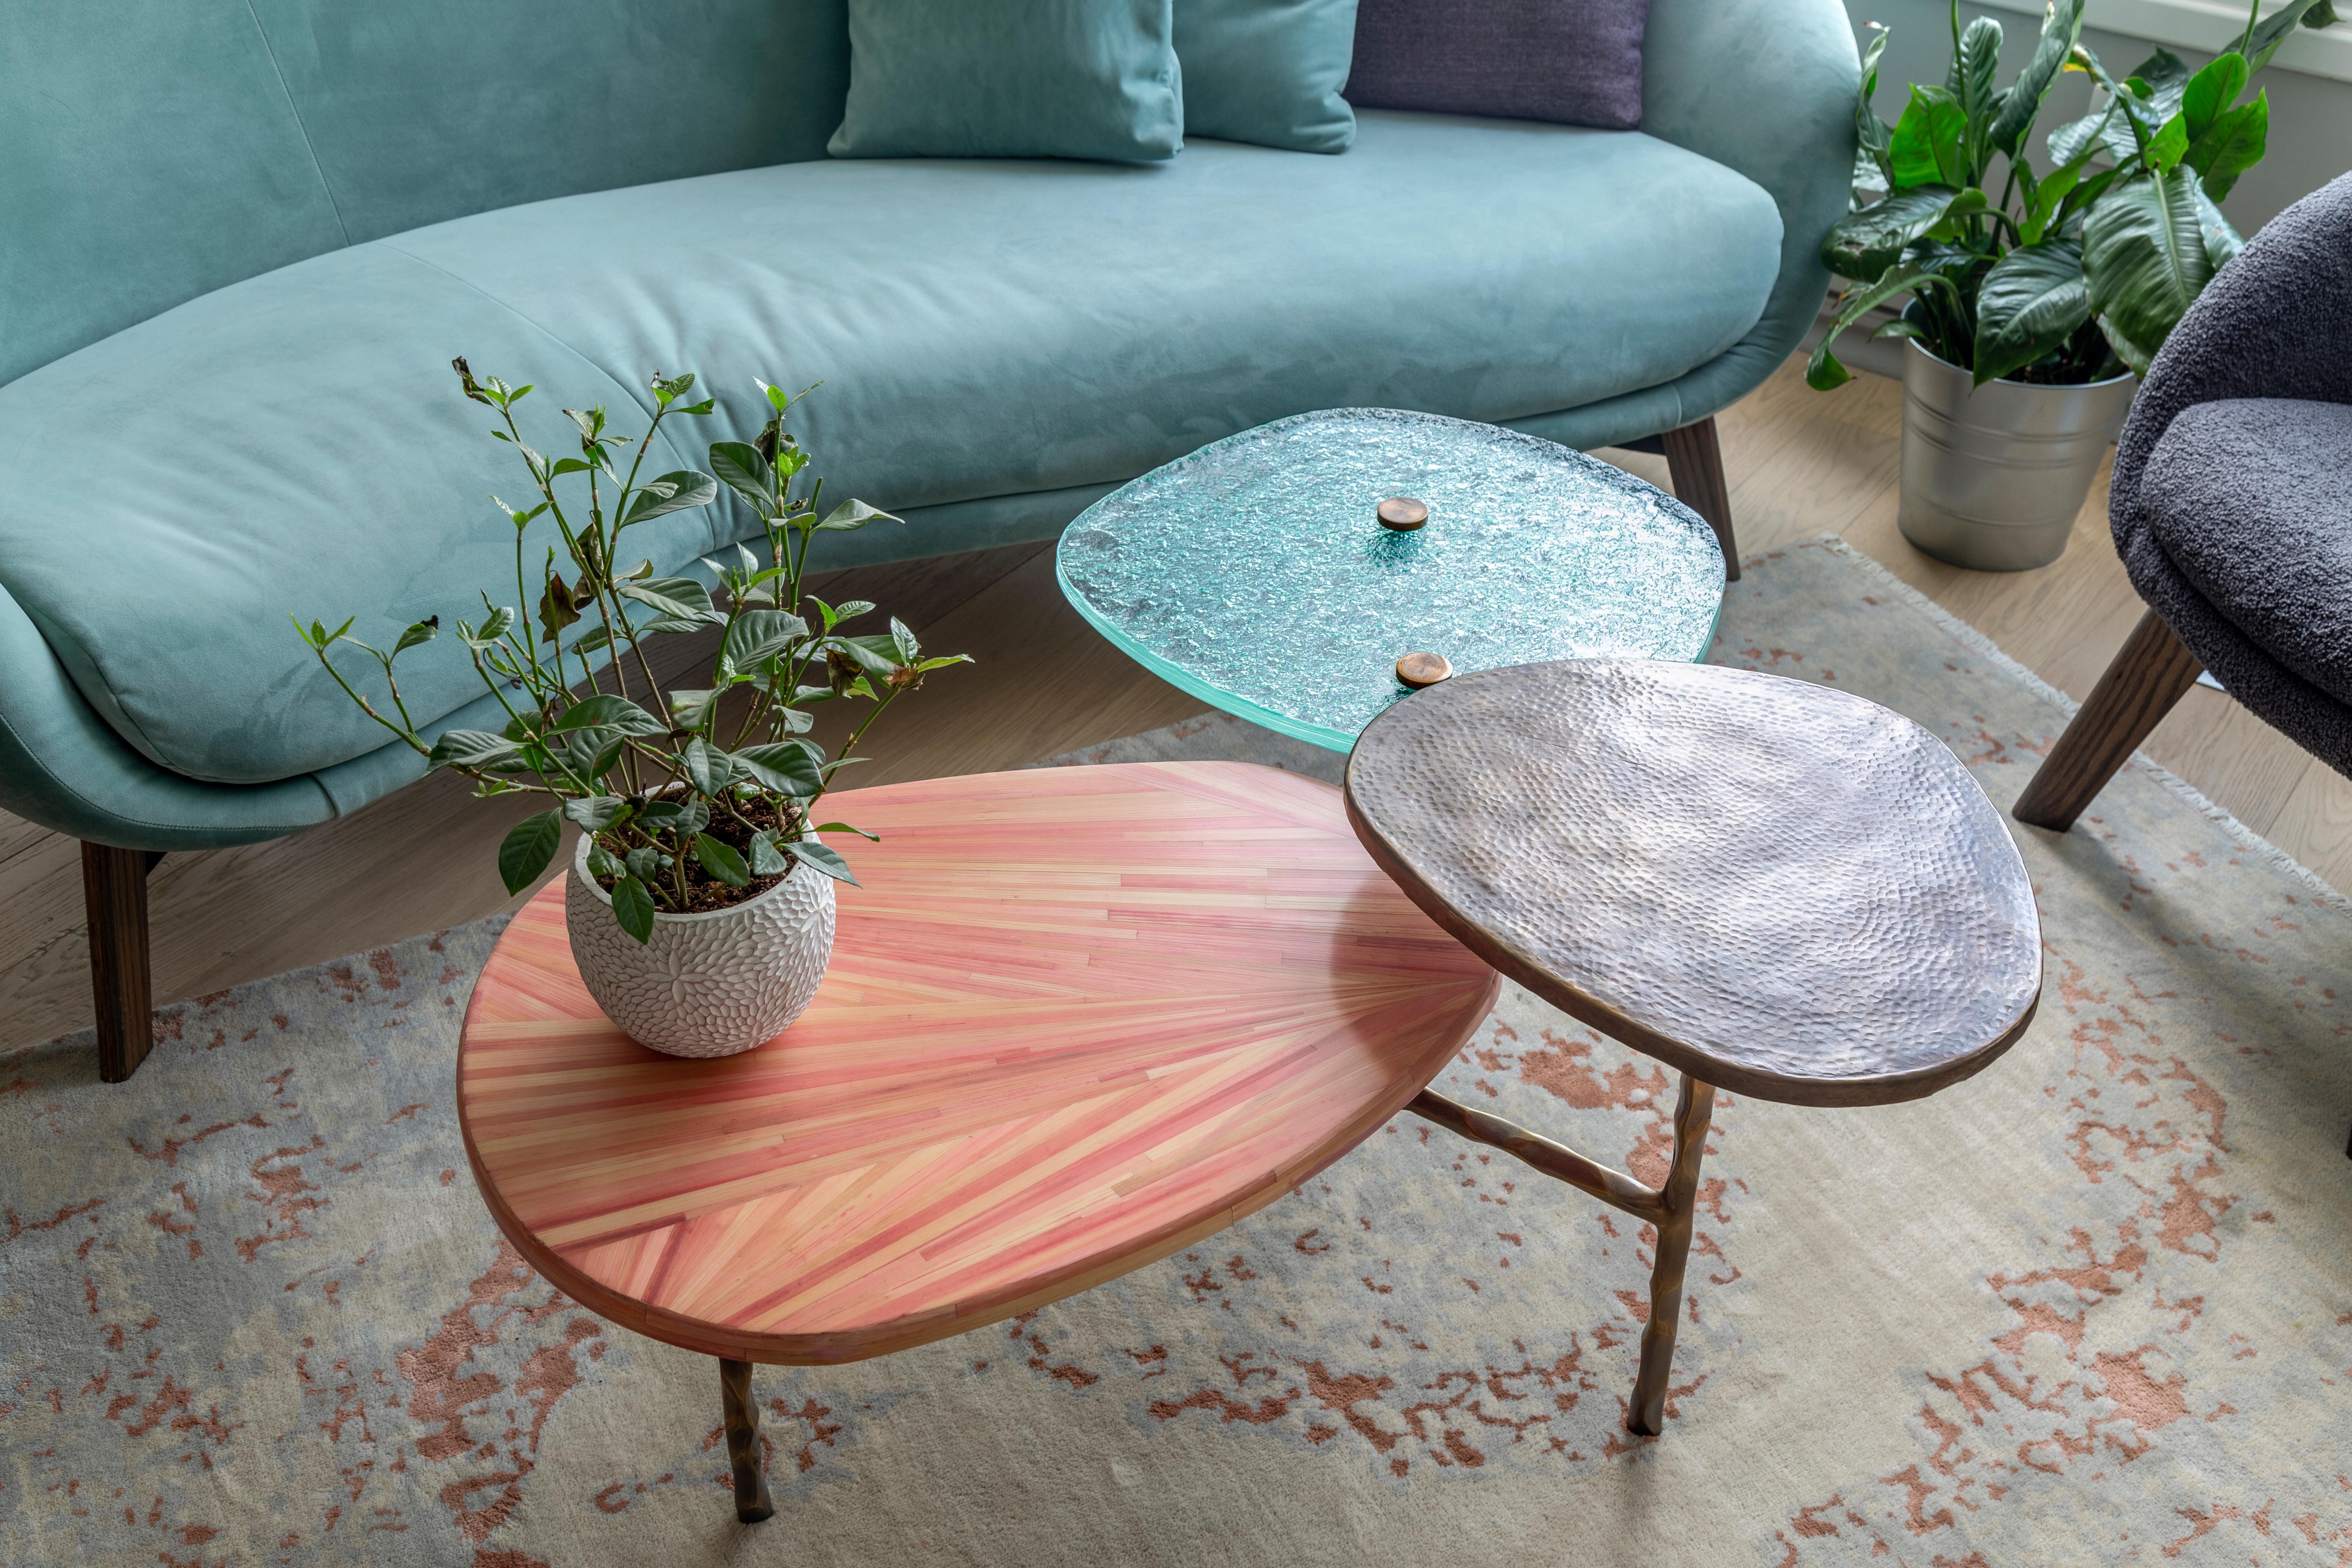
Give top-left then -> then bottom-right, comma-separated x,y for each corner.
1410,1069 -> 1718,1437
1628,1074 -> 1715,1436
719,1357 -> 774,1523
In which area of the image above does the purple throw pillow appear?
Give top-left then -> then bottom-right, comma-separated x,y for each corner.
1345,0 -> 1649,130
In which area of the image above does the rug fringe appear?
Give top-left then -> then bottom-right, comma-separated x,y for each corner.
1806,535 -> 2352,916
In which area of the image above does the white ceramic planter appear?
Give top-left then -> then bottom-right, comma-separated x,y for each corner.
565,834 -> 836,1058
1898,338 -> 2137,571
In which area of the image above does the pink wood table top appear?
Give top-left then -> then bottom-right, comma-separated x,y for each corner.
458,761 -> 1498,1365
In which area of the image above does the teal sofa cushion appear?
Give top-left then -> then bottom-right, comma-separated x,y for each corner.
0,112 -> 1781,792
828,0 -> 1184,162
1177,0 -> 1357,153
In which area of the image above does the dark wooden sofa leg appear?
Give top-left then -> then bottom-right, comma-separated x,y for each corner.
2013,609 -> 2203,833
1660,417 -> 1739,583
84,843 -> 162,1083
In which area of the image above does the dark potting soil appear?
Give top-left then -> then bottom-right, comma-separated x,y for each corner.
592,795 -> 805,915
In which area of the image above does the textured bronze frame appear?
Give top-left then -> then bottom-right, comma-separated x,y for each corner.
720,1357 -> 775,1523
1411,1075 -> 1713,1435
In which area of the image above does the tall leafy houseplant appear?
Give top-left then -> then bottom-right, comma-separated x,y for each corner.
298,362 -> 969,944
1808,0 -> 2333,390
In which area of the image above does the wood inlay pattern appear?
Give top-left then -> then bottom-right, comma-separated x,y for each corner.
1345,660 -> 2043,1106
458,762 -> 1499,1365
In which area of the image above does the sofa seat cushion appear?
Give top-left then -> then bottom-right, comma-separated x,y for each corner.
2142,396 -> 2352,707
0,110 -> 1780,787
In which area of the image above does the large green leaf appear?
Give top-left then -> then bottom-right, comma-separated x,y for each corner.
2187,91 -> 2266,202
1856,25 -> 1894,184
2193,184 -> 2245,271
498,809 -> 562,895
1889,86 -> 1969,188
610,874 -> 655,943
620,470 -> 718,526
1954,16 -> 2003,134
1807,263 -> 1965,390
693,832 -> 750,888
720,608 -> 808,674
707,441 -> 775,514
2245,0 -> 2341,74
2084,165 -> 2211,376
617,577 -> 720,625
786,837 -> 860,886
430,729 -> 523,771
551,693 -> 666,737
1972,240 -> 2091,385
1989,0 -> 2085,156
2179,51 -> 2248,142
2124,47 -> 2194,122
732,741 -> 825,798
1820,185 -> 1966,281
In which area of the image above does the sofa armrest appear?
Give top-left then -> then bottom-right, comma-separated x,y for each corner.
0,578 -> 339,849
1638,0 -> 1858,422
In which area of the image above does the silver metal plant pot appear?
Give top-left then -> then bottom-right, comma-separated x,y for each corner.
1898,338 -> 2137,571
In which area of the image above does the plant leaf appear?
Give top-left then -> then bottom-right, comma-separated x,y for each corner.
1990,0 -> 2085,156
2084,165 -> 2210,377
1972,239 -> 2091,385
617,577 -> 721,625
667,688 -> 721,732
708,442 -> 775,514
2187,91 -> 2266,202
1820,185 -> 1966,281
693,832 -> 750,888
1954,16 -> 2003,135
637,797 -> 711,836
889,617 -> 920,665
721,609 -> 808,675
563,795 -> 625,831
787,837 -> 860,886
621,469 -> 718,526
732,741 -> 825,797
2180,50 -> 2249,144
393,617 -> 440,654
815,498 -> 901,533
610,874 -> 655,943
552,694 -> 667,737
749,829 -> 789,876
1807,262 -> 1964,390
1888,85 -> 1968,189
430,729 -> 523,770
681,735 -> 730,795
2125,47 -> 2195,123
2243,0 -> 2338,75
498,809 -> 562,895
813,821 -> 881,842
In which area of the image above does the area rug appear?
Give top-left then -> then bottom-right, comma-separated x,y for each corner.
5,539 -> 2349,1568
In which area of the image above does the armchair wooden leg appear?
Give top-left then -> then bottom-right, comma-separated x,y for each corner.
2013,609 -> 2203,832
1660,417 -> 1740,583
84,843 -> 162,1083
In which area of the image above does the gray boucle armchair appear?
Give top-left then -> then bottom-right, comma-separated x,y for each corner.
2013,172 -> 2352,833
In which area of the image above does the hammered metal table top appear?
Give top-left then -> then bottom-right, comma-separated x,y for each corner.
1056,408 -> 1726,752
1343,660 -> 2043,1107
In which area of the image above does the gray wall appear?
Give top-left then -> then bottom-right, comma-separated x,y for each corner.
1842,0 -> 2352,233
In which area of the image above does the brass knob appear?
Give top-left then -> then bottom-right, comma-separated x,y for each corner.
1395,651 -> 1453,689
1377,497 -> 1429,531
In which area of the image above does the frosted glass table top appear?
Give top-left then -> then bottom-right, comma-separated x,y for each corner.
1056,408 -> 1726,752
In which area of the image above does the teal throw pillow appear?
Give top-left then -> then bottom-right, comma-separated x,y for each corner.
1177,0 -> 1359,153
830,0 -> 1184,163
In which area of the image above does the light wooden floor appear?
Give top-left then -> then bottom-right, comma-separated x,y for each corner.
6,354 -> 2345,1053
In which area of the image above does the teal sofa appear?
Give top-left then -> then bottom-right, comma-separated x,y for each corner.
1,0 -> 1857,1081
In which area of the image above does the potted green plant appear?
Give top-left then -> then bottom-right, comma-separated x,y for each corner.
299,361 -> 968,1056
1808,0 -> 2333,569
